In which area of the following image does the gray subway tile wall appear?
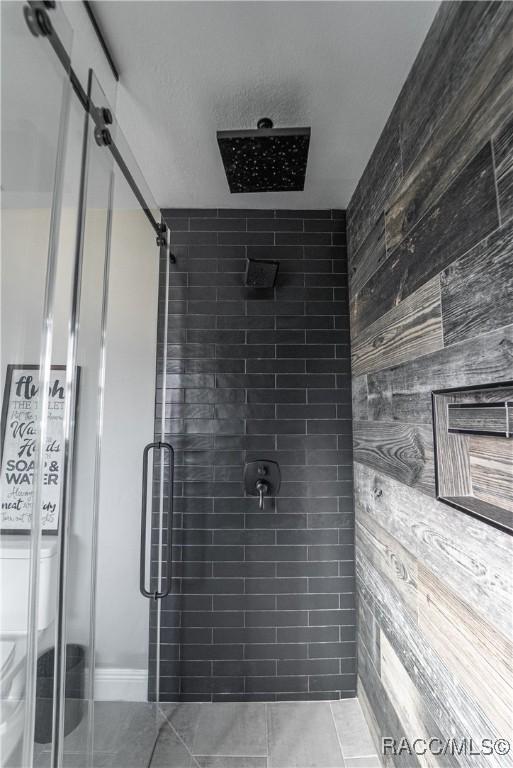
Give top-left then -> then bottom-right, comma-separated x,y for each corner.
149,208 -> 355,701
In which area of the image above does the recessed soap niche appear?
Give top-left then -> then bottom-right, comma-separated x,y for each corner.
432,382 -> 513,535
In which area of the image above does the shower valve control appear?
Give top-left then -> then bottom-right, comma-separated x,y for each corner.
255,479 -> 268,510
244,460 -> 281,511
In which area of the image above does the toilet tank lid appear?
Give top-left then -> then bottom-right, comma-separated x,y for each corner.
0,536 -> 58,559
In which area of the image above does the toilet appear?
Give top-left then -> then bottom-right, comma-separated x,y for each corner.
0,536 -> 59,764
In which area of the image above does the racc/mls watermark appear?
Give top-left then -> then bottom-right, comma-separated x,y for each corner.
382,737 -> 511,758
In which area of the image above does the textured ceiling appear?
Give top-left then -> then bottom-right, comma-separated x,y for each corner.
94,1 -> 439,209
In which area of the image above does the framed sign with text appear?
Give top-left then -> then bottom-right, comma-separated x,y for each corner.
0,365 -> 76,534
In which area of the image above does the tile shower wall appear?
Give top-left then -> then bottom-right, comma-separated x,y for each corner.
149,208 -> 355,702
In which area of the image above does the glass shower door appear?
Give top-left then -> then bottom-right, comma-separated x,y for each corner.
2,5 -> 170,762
0,3 -> 73,766
51,69 -> 166,768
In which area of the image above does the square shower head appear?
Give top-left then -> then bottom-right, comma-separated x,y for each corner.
217,122 -> 311,193
245,257 -> 280,288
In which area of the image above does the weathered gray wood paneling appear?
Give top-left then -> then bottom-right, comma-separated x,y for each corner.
398,2 -> 509,172
348,213 -> 387,299
357,550 -> 510,768
367,324 -> 513,424
353,421 -> 435,495
469,436 -> 513,514
357,589 -> 380,672
440,219 -> 513,345
418,564 -> 513,738
379,633 -> 456,768
351,374 -> 368,421
357,674 -> 388,765
385,5 -> 513,252
351,142 -> 499,338
348,4 -> 512,760
347,108 -> 402,259
447,404 -> 509,435
353,463 -> 513,639
357,643 -> 421,768
351,277 -> 443,375
494,116 -> 513,224
432,394 -> 472,499
356,511 -> 418,615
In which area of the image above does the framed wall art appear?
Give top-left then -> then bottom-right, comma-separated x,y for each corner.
0,364 -> 78,534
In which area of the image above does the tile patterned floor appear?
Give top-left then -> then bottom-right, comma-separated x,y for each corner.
153,700 -> 382,768
31,699 -> 381,768
32,702 -> 162,768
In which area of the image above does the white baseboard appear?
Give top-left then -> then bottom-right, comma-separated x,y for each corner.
94,668 -> 147,702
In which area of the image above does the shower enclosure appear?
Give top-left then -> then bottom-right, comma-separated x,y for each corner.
1,3 -> 172,765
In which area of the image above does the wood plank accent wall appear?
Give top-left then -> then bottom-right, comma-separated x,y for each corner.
347,3 -> 513,765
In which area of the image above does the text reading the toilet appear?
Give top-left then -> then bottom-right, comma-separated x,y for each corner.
0,366 -> 67,533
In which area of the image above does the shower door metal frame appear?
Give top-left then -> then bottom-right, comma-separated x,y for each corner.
23,0 -> 174,260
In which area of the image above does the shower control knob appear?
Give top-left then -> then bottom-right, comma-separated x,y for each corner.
243,459 -> 281,511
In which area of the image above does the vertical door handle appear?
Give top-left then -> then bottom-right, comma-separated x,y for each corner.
140,441 -> 174,599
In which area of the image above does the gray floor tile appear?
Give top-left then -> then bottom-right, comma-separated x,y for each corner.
192,703 -> 267,757
267,702 -> 344,768
96,702 -> 162,766
195,757 -> 267,768
34,698 -> 379,768
73,753 -> 114,768
55,701 -> 161,755
330,699 -> 376,760
149,723 -> 195,768
160,702 -> 203,752
33,750 -> 114,768
35,702 -> 163,768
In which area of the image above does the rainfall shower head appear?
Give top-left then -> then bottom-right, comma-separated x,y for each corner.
245,257 -> 279,288
217,118 -> 311,193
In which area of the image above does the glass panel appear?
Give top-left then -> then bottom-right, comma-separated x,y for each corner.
45,69 -> 117,768
2,5 -> 167,765
101,100 -> 169,715
93,114 -> 165,768
0,3 -> 73,767
51,70 -> 164,768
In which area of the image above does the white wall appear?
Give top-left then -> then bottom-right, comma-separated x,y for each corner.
95,204 -> 159,675
1,202 -> 159,689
